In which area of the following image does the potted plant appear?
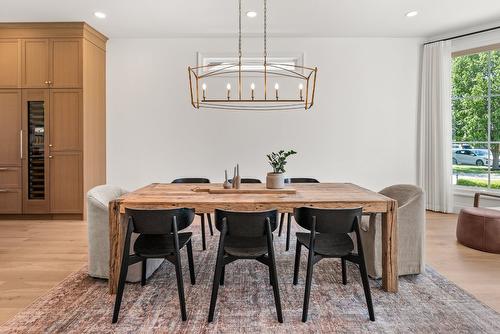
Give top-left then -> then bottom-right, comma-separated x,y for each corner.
266,149 -> 297,189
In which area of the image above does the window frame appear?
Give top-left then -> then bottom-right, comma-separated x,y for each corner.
452,48 -> 500,191
196,52 -> 304,76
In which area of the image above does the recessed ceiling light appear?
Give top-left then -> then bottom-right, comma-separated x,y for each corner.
246,11 -> 257,18
94,12 -> 107,19
405,11 -> 418,18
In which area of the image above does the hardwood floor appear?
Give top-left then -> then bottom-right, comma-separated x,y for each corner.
0,220 -> 87,324
426,211 -> 500,312
0,212 -> 499,325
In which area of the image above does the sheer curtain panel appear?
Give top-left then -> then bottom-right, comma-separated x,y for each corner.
418,41 -> 453,213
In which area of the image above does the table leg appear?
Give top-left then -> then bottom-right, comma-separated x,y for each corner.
109,200 -> 124,294
381,199 -> 398,292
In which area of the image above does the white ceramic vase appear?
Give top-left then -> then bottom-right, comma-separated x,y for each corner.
266,172 -> 285,189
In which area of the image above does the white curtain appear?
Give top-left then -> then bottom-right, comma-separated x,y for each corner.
418,41 -> 453,213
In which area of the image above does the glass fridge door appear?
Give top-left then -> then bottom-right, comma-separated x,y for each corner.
27,101 -> 45,200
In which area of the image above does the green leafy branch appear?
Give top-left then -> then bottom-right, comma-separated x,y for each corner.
266,149 -> 297,173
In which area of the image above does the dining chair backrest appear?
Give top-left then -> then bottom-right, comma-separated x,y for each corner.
285,178 -> 320,183
214,209 -> 278,238
172,178 -> 210,183
229,178 -> 262,184
293,207 -> 362,234
125,208 -> 195,235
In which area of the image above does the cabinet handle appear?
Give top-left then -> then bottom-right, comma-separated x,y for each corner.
49,155 -> 53,159
0,168 -> 8,171
45,80 -> 49,85
48,81 -> 52,85
0,189 -> 8,193
49,144 -> 53,147
20,130 -> 23,159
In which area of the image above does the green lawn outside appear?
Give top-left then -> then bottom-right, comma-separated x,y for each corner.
457,179 -> 500,189
453,165 -> 500,189
453,165 -> 500,175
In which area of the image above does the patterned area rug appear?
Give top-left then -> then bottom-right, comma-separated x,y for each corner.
2,222 -> 500,334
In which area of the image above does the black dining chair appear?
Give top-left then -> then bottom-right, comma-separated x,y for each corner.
172,178 -> 214,250
112,207 -> 196,323
293,207 -> 375,322
208,209 -> 283,323
278,178 -> 320,251
229,178 -> 262,184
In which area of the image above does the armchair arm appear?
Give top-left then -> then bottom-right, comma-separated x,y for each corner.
474,192 -> 500,207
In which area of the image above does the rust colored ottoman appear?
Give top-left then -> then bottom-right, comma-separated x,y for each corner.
456,193 -> 500,254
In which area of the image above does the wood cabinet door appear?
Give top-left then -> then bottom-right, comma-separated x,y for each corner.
50,39 -> 82,88
0,40 -> 21,88
0,189 -> 22,214
22,39 -> 50,88
50,152 -> 82,213
49,90 -> 82,152
0,90 -> 22,166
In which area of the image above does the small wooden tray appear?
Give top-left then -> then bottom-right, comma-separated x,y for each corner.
192,187 -> 297,195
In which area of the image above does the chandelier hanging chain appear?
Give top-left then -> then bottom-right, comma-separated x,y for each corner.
263,0 -> 268,99
238,0 -> 242,59
264,0 -> 267,61
238,0 -> 242,99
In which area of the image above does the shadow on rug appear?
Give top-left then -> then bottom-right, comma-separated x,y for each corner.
1,221 -> 500,334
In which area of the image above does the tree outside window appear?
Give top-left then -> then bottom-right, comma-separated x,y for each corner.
452,50 -> 500,189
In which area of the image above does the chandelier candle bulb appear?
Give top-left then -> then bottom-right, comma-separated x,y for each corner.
299,83 -> 304,100
251,83 -> 255,100
202,83 -> 207,101
226,83 -> 231,100
275,83 -> 279,100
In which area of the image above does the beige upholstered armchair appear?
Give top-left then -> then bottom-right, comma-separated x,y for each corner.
359,184 -> 425,278
87,185 -> 164,282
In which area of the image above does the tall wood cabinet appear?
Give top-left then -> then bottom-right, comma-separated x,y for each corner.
0,23 -> 107,218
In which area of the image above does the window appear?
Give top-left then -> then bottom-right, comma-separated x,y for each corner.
452,49 -> 500,189
196,52 -> 304,76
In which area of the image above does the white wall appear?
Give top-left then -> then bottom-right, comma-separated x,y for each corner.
107,37 -> 422,191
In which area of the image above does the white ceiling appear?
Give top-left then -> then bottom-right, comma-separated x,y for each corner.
1,0 -> 500,39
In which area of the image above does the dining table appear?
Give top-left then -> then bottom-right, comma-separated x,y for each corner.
108,182 -> 398,293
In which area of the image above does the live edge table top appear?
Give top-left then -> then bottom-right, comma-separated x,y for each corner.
116,183 -> 394,214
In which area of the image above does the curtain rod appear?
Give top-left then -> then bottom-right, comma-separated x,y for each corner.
424,25 -> 500,46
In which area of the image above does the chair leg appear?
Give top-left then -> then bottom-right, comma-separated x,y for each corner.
269,263 -> 273,285
269,246 -> 284,323
359,257 -> 375,321
302,247 -> 315,322
200,214 -> 206,251
112,222 -> 133,324
207,214 -> 214,236
285,213 -> 292,251
173,250 -> 187,321
187,240 -> 196,285
112,254 -> 129,323
141,258 -> 147,286
293,240 -> 301,285
220,265 -> 225,286
341,258 -> 347,285
208,244 -> 225,322
278,213 -> 285,237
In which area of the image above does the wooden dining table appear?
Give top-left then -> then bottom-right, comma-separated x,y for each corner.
108,182 -> 398,293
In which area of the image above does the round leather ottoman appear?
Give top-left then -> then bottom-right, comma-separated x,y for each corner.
456,207 -> 500,254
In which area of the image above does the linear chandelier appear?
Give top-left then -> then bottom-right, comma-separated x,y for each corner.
188,0 -> 318,111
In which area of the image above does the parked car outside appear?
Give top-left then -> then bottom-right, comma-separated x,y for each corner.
453,149 -> 490,166
452,143 -> 473,150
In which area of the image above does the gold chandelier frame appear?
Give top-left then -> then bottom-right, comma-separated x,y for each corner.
188,0 -> 317,111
